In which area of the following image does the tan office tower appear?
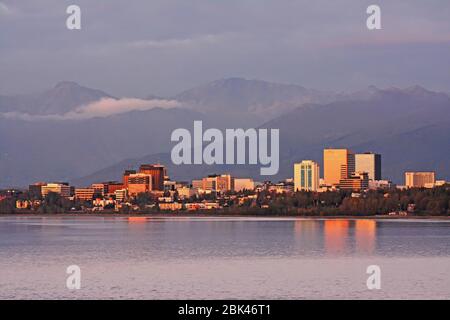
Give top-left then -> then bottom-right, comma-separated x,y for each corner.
355,152 -> 382,181
123,170 -> 136,189
405,172 -> 435,188
128,173 -> 152,196
323,149 -> 355,186
198,174 -> 233,192
139,164 -> 166,191
294,160 -> 320,192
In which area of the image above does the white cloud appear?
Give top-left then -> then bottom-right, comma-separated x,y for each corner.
0,98 -> 181,121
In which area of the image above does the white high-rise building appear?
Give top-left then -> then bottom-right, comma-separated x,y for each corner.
355,152 -> 381,181
294,160 -> 320,192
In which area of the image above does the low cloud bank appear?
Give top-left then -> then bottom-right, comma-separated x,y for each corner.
0,98 -> 181,121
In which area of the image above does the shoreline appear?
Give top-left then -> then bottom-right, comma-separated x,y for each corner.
1,213 -> 449,220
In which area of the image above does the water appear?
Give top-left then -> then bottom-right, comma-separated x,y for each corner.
0,216 -> 449,299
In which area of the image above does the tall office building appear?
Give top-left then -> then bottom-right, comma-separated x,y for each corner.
405,172 -> 436,188
323,149 -> 355,186
139,164 -> 166,191
355,152 -> 381,181
105,182 -> 124,195
127,173 -> 152,196
123,170 -> 136,189
294,160 -> 320,192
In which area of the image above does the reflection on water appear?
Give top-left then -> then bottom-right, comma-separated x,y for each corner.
294,219 -> 377,255
355,220 -> 376,254
1,217 -> 450,258
128,217 -> 147,223
1,217 -> 450,299
324,220 -> 350,255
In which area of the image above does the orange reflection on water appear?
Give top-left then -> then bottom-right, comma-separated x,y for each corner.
128,217 -> 148,223
324,220 -> 349,254
294,220 -> 319,237
355,220 -> 376,254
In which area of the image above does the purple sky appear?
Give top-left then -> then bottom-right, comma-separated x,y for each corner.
1,0 -> 449,97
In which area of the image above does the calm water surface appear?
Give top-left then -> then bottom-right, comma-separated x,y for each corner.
0,216 -> 449,299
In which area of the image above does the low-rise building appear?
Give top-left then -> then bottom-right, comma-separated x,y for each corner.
369,180 -> 395,190
177,186 -> 195,199
41,183 -> 71,198
339,172 -> 369,191
74,188 -> 95,201
192,174 -> 233,193
159,202 -> 183,211
233,178 -> 255,192
267,182 -> 294,194
114,189 -> 128,202
128,173 -> 152,196
16,200 -> 31,209
405,172 -> 435,188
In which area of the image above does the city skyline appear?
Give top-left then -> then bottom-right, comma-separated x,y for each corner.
1,0 -> 449,303
1,78 -> 449,188
5,147 -> 445,197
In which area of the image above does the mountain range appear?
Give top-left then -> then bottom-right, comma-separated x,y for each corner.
0,78 -> 449,187
0,81 -> 114,115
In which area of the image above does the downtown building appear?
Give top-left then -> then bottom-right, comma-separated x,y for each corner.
127,173 -> 152,196
120,164 -> 167,196
294,160 -> 320,192
233,178 -> 255,192
192,174 -> 233,193
123,170 -> 137,189
41,183 -> 71,198
323,149 -> 355,186
354,152 -> 381,181
74,188 -> 95,201
405,172 -> 436,188
139,164 -> 166,191
339,172 -> 369,191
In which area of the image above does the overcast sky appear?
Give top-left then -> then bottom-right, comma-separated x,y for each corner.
1,0 -> 449,97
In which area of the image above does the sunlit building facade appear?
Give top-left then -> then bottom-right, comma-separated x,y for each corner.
339,172 -> 369,191
127,173 -> 152,196
405,172 -> 435,188
233,178 -> 255,192
355,152 -> 381,181
323,149 -> 355,186
294,160 -> 320,192
41,183 -> 71,198
139,164 -> 166,191
74,188 -> 95,201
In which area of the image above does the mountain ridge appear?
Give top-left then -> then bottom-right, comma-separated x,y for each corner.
1,79 -> 449,187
